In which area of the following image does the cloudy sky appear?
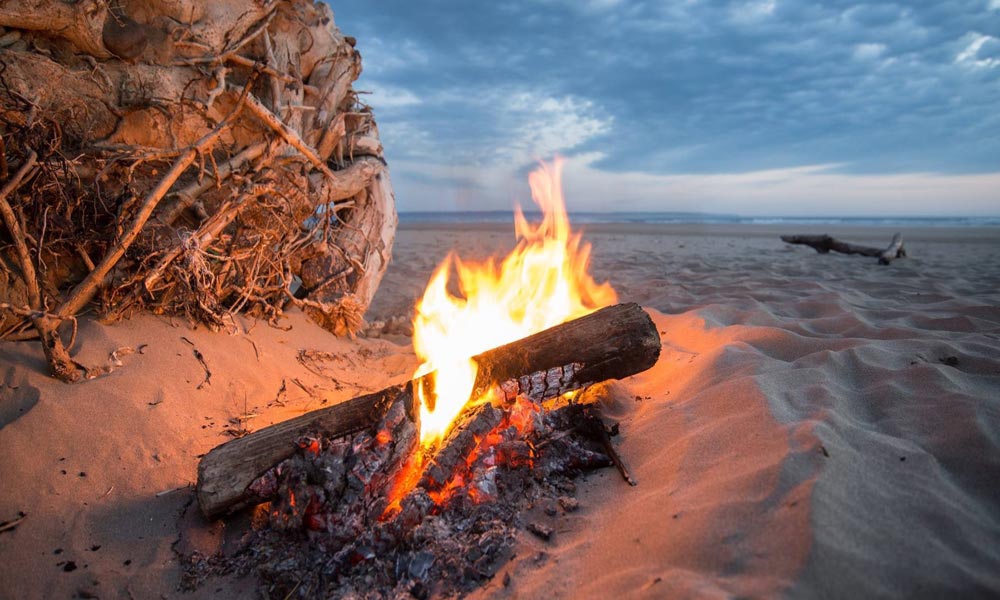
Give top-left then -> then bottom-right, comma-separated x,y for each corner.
331,1 -> 1000,216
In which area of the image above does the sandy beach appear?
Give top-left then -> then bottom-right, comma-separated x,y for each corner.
2,222 -> 999,598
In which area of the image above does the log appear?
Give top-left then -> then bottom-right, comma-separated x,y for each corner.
196,302 -> 661,518
781,233 -> 906,265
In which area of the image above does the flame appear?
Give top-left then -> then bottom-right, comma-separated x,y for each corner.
412,157 -> 617,447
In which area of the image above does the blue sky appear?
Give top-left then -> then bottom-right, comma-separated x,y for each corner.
331,1 -> 1000,216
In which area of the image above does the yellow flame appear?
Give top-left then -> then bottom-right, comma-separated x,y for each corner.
412,157 -> 617,446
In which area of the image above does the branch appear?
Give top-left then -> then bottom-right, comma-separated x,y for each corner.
313,156 -> 384,202
0,151 -> 82,381
0,151 -> 41,309
56,78 -> 256,320
238,87 -> 338,180
144,186 -> 267,291
781,233 -> 906,266
153,141 -> 269,227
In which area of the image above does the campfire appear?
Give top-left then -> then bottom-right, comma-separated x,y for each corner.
191,159 -> 661,597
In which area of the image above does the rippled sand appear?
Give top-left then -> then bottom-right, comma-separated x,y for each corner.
2,223 -> 998,598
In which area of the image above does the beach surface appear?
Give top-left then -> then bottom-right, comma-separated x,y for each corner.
2,223 -> 999,598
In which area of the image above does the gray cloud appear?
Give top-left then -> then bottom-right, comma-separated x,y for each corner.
331,0 -> 1000,212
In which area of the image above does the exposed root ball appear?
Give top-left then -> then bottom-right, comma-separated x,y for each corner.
0,0 -> 396,379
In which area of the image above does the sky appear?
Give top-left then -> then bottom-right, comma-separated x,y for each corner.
330,1 -> 1000,216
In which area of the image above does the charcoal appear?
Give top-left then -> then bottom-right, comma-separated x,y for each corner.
558,495 -> 579,512
542,499 -> 558,516
527,521 -> 553,541
247,466 -> 279,499
408,551 -> 434,579
183,390 -> 620,599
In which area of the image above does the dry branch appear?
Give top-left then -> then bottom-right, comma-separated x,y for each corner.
56,82 -> 252,321
152,142 -> 269,227
196,303 -> 661,518
0,150 -> 81,381
0,151 -> 40,309
239,88 -> 338,180
781,233 -> 906,265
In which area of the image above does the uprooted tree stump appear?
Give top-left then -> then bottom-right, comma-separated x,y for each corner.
0,0 -> 396,381
781,233 -> 906,265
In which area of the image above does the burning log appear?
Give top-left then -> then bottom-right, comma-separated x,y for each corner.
781,232 -> 906,265
191,384 -> 622,597
196,302 -> 660,518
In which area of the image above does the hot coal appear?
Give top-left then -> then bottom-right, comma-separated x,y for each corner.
182,396 -> 616,598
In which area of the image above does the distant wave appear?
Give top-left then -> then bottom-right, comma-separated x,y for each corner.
399,211 -> 1000,227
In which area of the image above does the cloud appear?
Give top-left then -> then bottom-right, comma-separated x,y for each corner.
729,0 -> 777,24
331,0 -> 1000,215
352,35 -> 429,76
391,152 -> 1000,215
530,0 -> 626,12
500,93 -> 612,164
853,42 -> 887,61
955,32 -> 1000,68
556,154 -> 1000,216
362,83 -> 421,109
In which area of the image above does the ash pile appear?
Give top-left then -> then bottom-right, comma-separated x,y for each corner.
183,390 -> 622,598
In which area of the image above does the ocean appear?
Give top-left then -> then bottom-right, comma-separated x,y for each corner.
398,211 -> 1000,228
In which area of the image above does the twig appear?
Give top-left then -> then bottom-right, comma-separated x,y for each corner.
224,53 -> 296,83
144,185 -> 268,291
222,8 -> 277,56
584,409 -> 636,486
155,485 -> 190,497
237,87 -> 338,180
0,151 -> 84,380
193,348 -> 212,389
0,512 -> 26,534
0,151 -> 41,309
154,141 -> 269,226
271,379 -> 287,407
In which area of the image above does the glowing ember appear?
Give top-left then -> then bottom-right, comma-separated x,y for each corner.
412,157 -> 617,447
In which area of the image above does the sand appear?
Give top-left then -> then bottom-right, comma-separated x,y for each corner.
2,223 -> 999,598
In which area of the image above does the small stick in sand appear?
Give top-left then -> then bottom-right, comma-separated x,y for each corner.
156,485 -> 191,497
0,512 -> 27,534
583,409 -> 637,486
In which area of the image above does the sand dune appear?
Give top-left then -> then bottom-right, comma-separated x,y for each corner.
2,224 -> 999,598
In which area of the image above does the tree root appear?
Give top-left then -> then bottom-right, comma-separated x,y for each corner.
0,0 -> 397,380
0,150 -> 81,380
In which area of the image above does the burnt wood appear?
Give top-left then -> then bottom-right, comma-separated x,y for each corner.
196,302 -> 661,518
781,232 -> 906,265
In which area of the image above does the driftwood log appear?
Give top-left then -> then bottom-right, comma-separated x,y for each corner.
0,0 -> 396,381
781,233 -> 906,265
196,302 -> 661,518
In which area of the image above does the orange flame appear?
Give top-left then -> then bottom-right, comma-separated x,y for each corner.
412,157 -> 617,447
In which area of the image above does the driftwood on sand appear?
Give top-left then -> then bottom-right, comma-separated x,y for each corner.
0,0 -> 396,381
781,233 -> 906,265
195,303 -> 662,519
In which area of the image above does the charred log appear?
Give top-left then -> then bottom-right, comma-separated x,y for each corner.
196,302 -> 660,518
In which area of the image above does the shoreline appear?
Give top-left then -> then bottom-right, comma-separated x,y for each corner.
399,221 -> 1000,243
